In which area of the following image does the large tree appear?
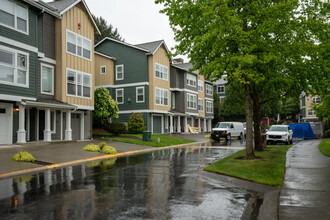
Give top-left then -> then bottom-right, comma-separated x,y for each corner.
92,15 -> 124,44
156,0 -> 326,158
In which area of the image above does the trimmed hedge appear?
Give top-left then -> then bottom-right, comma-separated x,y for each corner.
12,151 -> 36,162
83,144 -> 101,152
100,146 -> 117,154
106,122 -> 127,136
325,129 -> 330,138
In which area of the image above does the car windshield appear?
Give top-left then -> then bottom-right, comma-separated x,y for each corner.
217,123 -> 231,128
269,126 -> 288,132
243,123 -> 246,128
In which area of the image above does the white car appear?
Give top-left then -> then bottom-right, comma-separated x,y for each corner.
211,122 -> 245,141
266,125 -> 293,145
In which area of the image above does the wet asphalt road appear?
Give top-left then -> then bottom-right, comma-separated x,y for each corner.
0,144 -> 255,220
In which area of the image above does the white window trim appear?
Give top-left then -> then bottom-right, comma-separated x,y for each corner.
136,86 -> 144,103
100,65 -> 106,75
187,93 -> 197,110
307,108 -> 315,116
198,98 -> 204,112
198,80 -> 203,92
0,44 -> 29,88
0,1 -> 29,35
116,88 -> 124,104
155,63 -> 168,81
155,87 -> 169,106
187,73 -> 197,87
66,29 -> 92,61
40,63 -> 54,95
50,110 -> 56,133
116,64 -> 124,81
171,92 -> 175,109
217,85 -> 225,93
206,101 -> 213,113
66,68 -> 92,100
206,84 -> 213,96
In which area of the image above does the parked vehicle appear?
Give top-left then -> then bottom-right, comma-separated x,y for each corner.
266,125 -> 293,145
211,122 -> 245,141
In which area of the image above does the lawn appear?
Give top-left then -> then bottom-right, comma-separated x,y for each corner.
319,139 -> 330,157
204,145 -> 291,187
93,132 -> 114,136
101,134 -> 195,147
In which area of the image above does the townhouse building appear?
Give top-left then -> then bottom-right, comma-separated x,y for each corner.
300,92 -> 320,122
0,0 -> 98,144
214,75 -> 227,104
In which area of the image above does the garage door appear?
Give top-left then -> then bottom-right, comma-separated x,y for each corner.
71,113 -> 81,141
153,116 -> 162,134
0,105 -> 12,144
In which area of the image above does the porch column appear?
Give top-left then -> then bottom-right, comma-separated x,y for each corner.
198,118 -> 201,132
170,115 -> 173,133
208,119 -> 212,132
17,105 -> 26,143
184,116 -> 188,133
177,116 -> 181,133
44,108 -> 51,142
191,117 -> 194,127
26,108 -> 30,141
65,111 -> 72,140
203,118 -> 207,132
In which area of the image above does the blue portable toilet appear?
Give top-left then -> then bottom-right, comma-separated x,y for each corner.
287,123 -> 316,139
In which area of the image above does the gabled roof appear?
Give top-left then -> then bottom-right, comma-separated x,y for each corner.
95,37 -> 150,53
22,0 -> 61,18
47,0 -> 100,35
172,63 -> 198,74
135,40 -> 171,55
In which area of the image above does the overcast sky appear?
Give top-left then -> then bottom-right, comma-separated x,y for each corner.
47,0 -> 188,61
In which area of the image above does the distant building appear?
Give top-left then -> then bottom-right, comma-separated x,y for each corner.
213,75 -> 227,104
300,92 -> 320,122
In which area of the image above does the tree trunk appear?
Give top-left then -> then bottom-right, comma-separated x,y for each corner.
244,83 -> 255,159
253,86 -> 263,151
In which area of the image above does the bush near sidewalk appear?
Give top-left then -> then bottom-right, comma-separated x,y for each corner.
12,151 -> 36,162
204,145 -> 291,187
83,143 -> 117,155
319,139 -> 330,157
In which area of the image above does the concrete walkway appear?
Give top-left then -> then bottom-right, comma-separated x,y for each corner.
279,139 -> 330,219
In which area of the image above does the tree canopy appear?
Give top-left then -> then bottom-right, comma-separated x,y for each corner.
92,15 -> 124,44
156,0 -> 327,158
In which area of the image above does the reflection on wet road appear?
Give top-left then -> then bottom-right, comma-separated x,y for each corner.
0,146 -> 253,220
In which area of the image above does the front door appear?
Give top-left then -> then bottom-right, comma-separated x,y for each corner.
0,104 -> 12,144
153,116 -> 162,134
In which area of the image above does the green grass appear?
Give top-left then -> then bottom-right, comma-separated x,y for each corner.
204,145 -> 291,187
319,139 -> 330,157
102,134 -> 195,147
93,132 -> 113,136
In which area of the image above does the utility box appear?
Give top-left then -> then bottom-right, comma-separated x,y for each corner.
142,131 -> 152,142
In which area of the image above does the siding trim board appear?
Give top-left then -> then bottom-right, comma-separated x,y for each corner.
0,36 -> 38,53
170,88 -> 198,95
94,51 -> 116,60
39,57 -> 56,64
0,94 -> 36,101
95,82 -> 149,88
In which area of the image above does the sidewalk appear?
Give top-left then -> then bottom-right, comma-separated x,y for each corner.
279,139 -> 330,219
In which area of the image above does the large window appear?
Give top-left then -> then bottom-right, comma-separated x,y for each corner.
198,98 -> 203,111
0,45 -> 28,87
155,88 -> 168,106
155,63 -> 168,80
116,64 -> 124,80
308,108 -> 315,116
187,93 -> 197,109
206,84 -> 213,95
66,30 -> 91,60
0,0 -> 28,33
66,68 -> 91,99
116,88 -> 124,104
312,97 -> 321,104
206,101 -> 213,113
41,64 -> 54,95
171,92 -> 175,109
187,73 -> 196,87
217,86 -> 225,93
136,87 -> 144,103
198,80 -> 203,92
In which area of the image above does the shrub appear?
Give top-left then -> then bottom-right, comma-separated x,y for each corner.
83,144 -> 100,152
101,146 -> 117,155
105,122 -> 126,136
99,142 -> 107,150
325,129 -> 330,138
12,151 -> 36,162
128,113 -> 146,134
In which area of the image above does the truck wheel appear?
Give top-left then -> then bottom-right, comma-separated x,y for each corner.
238,133 -> 243,140
226,134 -> 231,141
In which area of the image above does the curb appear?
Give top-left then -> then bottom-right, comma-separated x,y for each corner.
0,140 -> 212,180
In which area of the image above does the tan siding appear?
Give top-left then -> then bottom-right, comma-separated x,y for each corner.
55,5 -> 95,107
198,75 -> 205,116
95,54 -> 114,86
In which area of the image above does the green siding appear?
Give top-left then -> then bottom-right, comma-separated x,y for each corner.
0,4 -> 39,48
115,113 -> 151,131
95,41 -> 149,84
0,43 -> 38,99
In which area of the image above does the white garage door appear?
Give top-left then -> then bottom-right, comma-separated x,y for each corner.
0,104 -> 12,145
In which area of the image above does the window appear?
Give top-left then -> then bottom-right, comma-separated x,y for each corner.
198,98 -> 203,111
116,88 -> 124,104
171,92 -> 175,109
0,45 -> 28,87
206,84 -> 213,95
312,97 -> 321,104
206,101 -> 213,113
155,88 -> 168,106
41,64 -> 54,95
187,73 -> 196,87
308,108 -> 315,116
155,63 -> 168,80
306,97 -> 310,102
136,87 -> 144,103
217,86 -> 225,93
116,64 -> 124,80
198,80 -> 203,92
66,30 -> 91,60
50,110 -> 56,133
0,0 -> 28,33
66,69 -> 91,98
187,93 -> 197,109
100,66 -> 106,75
